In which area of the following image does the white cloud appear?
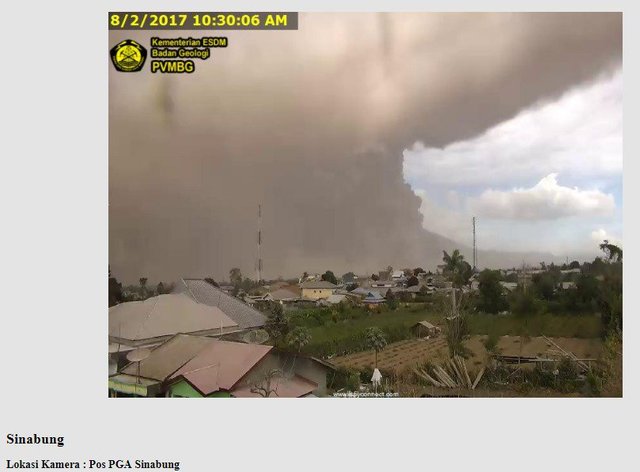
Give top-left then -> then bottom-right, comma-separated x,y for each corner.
472,173 -> 615,220
590,228 -> 621,247
402,69 -> 622,188
402,69 -> 622,255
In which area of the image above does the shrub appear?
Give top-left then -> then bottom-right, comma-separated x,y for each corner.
346,372 -> 361,392
483,333 -> 500,355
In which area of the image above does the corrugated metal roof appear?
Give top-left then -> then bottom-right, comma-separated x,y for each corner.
326,294 -> 347,304
176,279 -> 267,329
109,293 -> 238,342
169,338 -> 273,395
364,291 -> 384,300
300,280 -> 337,289
415,321 -> 438,330
350,287 -> 371,296
121,334 -> 212,381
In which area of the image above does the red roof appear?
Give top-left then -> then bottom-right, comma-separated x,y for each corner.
169,340 -> 272,395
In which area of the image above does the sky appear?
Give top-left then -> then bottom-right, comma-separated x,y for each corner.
403,68 -> 622,258
109,13 -> 622,283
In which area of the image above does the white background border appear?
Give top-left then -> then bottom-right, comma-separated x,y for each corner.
0,1 -> 635,471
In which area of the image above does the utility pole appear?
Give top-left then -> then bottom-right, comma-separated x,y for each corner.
256,204 -> 262,283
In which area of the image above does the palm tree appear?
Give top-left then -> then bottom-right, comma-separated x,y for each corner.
288,326 -> 311,353
443,249 -> 464,273
443,250 -> 472,288
286,327 -> 311,374
365,327 -> 387,369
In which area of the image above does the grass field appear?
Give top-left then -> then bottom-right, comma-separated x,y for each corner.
292,304 -> 602,357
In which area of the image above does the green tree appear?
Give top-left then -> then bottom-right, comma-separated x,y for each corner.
477,269 -> 506,314
532,272 -> 557,301
599,240 -> 622,262
443,249 -> 464,273
321,270 -> 338,285
229,268 -> 242,287
504,272 -> 518,283
287,326 -> 312,373
342,272 -> 356,283
108,266 -> 123,307
240,277 -> 259,294
385,290 -> 398,310
442,250 -> 472,287
509,289 -> 541,317
288,326 -> 311,353
576,274 -> 599,304
407,275 -> 419,287
597,242 -> 622,334
265,302 -> 290,344
139,277 -> 148,298
365,327 -> 387,368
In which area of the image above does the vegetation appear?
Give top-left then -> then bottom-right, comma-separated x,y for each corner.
342,272 -> 356,283
286,304 -> 601,358
265,302 -> 290,344
287,326 -> 311,352
364,327 -> 387,368
442,249 -> 473,287
229,268 -> 242,286
477,269 -> 507,313
139,277 -> 148,298
108,266 -> 123,307
482,333 -> 500,355
321,270 -> 338,285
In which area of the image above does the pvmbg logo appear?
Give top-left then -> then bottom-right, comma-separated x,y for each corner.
110,40 -> 147,72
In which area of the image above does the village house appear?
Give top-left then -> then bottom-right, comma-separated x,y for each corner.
300,280 -> 337,300
349,286 -> 372,298
109,292 -> 242,350
269,286 -> 302,304
174,278 -> 267,330
362,290 -> 386,309
109,278 -> 268,372
412,321 -> 442,338
109,334 -> 334,398
500,282 -> 518,292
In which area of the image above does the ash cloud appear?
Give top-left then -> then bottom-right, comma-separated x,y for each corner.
109,13 -> 621,283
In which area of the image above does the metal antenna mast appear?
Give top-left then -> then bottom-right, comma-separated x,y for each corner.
256,204 -> 263,283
